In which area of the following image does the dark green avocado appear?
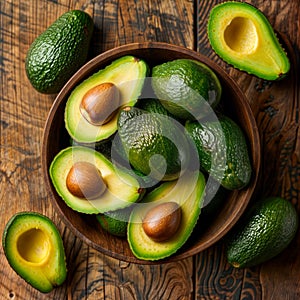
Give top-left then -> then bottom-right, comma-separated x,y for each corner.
185,115 -> 252,190
151,59 -> 222,120
226,197 -> 299,268
2,212 -> 67,293
25,10 -> 94,94
117,106 -> 191,181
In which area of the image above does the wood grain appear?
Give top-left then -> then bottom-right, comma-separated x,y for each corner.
1,0 -> 299,299
1,0 -> 195,299
196,1 -> 300,299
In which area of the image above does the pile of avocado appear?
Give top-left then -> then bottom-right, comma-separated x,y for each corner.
3,2 -> 297,294
49,54 -> 253,261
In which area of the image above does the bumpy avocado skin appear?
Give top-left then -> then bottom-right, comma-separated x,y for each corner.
226,197 -> 299,268
151,59 -> 222,120
185,115 -> 252,190
117,106 -> 191,181
25,10 -> 94,94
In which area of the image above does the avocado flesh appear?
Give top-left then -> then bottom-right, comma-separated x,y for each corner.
207,2 -> 290,80
65,56 -> 149,143
50,146 -> 144,214
128,170 -> 205,261
2,212 -> 67,293
25,10 -> 94,94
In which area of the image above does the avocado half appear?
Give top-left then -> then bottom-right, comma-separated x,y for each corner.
65,56 -> 149,143
49,146 -> 144,214
207,2 -> 290,80
2,212 -> 67,293
128,170 -> 206,261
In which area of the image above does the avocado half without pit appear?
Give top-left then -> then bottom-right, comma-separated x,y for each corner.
2,212 -> 67,293
207,1 -> 290,80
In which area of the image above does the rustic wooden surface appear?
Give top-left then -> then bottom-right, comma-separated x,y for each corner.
0,0 -> 299,299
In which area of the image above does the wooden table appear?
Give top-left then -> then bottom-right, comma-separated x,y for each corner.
1,0 -> 299,299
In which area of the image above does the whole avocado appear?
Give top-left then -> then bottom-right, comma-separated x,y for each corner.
226,197 -> 299,268
25,10 -> 94,94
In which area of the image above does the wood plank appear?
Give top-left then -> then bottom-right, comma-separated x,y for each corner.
0,0 -> 195,299
195,0 -> 300,299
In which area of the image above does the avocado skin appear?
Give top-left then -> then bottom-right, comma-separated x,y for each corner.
136,98 -> 173,116
2,212 -> 67,293
185,115 -> 251,190
25,10 -> 94,94
151,59 -> 221,120
226,197 -> 299,268
117,106 -> 190,181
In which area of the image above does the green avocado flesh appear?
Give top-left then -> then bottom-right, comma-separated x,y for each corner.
25,10 -> 94,94
226,197 -> 299,268
65,56 -> 149,143
49,146 -> 144,214
128,170 -> 205,261
2,212 -> 67,293
151,59 -> 222,120
207,2 -> 290,80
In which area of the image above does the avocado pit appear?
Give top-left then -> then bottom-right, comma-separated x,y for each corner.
80,82 -> 120,125
142,202 -> 182,242
66,161 -> 107,199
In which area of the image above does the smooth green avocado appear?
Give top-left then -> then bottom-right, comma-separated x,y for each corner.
128,170 -> 206,260
151,59 -> 222,120
25,10 -> 94,94
207,2 -> 290,80
65,56 -> 149,143
49,146 -> 144,214
2,212 -> 67,293
226,197 -> 299,268
185,115 -> 252,190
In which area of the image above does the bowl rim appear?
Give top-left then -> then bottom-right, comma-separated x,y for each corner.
41,42 -> 261,264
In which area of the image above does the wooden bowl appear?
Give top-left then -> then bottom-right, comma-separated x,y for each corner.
42,42 -> 260,264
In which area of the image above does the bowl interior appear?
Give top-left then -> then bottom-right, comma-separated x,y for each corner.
42,42 -> 260,264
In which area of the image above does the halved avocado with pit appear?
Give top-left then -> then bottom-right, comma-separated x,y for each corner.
2,212 -> 67,293
65,55 -> 149,143
49,146 -> 144,214
207,2 -> 290,80
128,170 -> 205,260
